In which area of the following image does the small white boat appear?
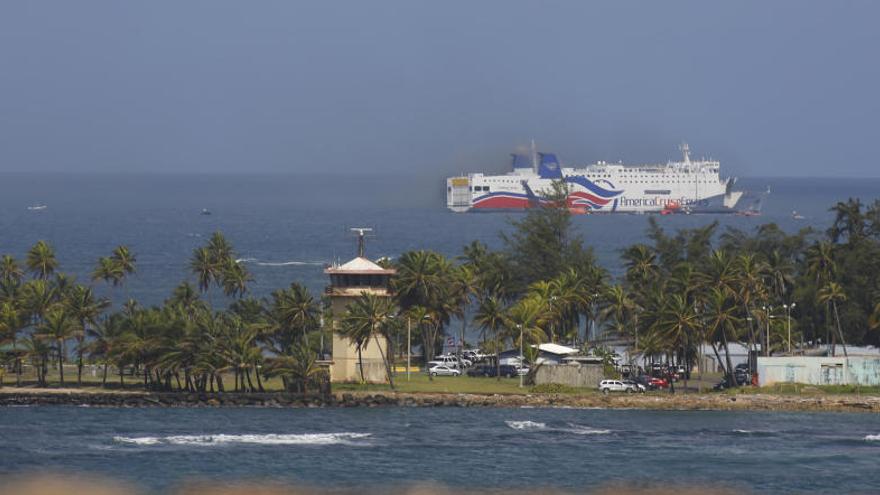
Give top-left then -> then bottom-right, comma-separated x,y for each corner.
200,208 -> 212,216
791,210 -> 805,220
27,204 -> 47,211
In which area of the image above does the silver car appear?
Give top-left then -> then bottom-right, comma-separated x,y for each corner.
428,365 -> 461,377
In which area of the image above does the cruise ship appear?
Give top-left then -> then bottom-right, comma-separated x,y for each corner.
446,143 -> 749,214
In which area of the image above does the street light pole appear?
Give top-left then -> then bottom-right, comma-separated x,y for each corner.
518,324 -> 523,388
783,303 -> 796,354
407,317 -> 411,382
762,305 -> 774,356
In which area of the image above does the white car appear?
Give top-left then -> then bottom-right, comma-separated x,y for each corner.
598,379 -> 640,394
428,365 -> 461,377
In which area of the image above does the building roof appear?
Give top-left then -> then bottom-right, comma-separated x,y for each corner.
324,257 -> 396,275
531,343 -> 580,356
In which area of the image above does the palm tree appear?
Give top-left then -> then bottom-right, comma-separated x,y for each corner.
0,255 -> 24,283
340,294 -> 396,387
111,246 -> 137,279
269,284 -> 319,347
703,288 -> 741,387
190,247 -> 217,302
21,334 -> 51,387
818,282 -> 848,357
601,284 -> 639,353
264,344 -> 325,394
20,279 -> 56,327
0,301 -> 26,386
474,296 -> 506,380
657,294 -> 699,393
87,314 -> 126,387
64,285 -> 110,385
506,295 -> 546,354
220,257 -> 253,299
37,306 -> 78,385
828,198 -> 865,244
26,241 -> 58,280
622,244 -> 659,286
92,257 -> 123,289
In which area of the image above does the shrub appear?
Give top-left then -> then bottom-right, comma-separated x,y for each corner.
530,383 -> 578,394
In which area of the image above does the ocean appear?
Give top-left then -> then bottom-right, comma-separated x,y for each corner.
0,406 -> 878,493
1,174 -> 877,309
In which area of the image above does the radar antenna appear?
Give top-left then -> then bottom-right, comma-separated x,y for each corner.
679,142 -> 691,164
349,227 -> 374,257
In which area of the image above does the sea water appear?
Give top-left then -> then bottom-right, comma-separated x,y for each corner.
0,406 -> 878,493
1,174 -> 877,308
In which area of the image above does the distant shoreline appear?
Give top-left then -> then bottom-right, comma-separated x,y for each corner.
1,388 -> 878,413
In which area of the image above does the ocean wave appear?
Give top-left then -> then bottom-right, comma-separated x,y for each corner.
236,258 -> 325,267
729,429 -> 778,437
865,434 -> 880,441
505,421 -> 611,435
114,436 -> 161,445
113,432 -> 371,446
505,420 -> 546,431
565,423 -> 612,435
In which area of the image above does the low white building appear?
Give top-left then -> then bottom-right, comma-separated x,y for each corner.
757,354 -> 880,386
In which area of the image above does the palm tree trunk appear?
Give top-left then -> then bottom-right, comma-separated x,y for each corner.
373,334 -> 395,389
58,342 -> 65,385
833,301 -> 848,358
495,329 -> 501,382
255,365 -> 264,392
76,336 -> 84,386
102,364 -> 108,387
245,368 -> 255,392
357,346 -> 365,383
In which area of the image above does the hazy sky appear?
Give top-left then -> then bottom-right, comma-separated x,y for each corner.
1,1 -> 878,177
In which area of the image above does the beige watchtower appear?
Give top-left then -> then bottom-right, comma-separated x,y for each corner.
325,229 -> 396,383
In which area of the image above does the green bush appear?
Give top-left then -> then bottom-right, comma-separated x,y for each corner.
530,383 -> 578,394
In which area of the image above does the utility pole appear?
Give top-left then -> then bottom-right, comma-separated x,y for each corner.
783,303 -> 796,354
407,317 -> 411,381
518,324 -> 524,388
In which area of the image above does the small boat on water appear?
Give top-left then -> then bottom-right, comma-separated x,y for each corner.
27,204 -> 47,211
200,208 -> 212,216
791,210 -> 805,220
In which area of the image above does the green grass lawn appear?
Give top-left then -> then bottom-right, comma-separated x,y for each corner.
724,382 -> 880,396
333,373 -> 544,395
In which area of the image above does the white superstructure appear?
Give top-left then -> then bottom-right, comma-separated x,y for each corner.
447,143 -> 745,214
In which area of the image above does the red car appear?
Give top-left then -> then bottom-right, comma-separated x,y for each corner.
649,377 -> 669,389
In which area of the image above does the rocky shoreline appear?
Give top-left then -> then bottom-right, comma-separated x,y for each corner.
1,388 -> 879,412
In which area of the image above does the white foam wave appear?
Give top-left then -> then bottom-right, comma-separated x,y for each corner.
236,258 -> 324,267
113,432 -> 371,446
865,434 -> 880,441
565,423 -> 612,435
505,420 -> 546,431
114,436 -> 161,445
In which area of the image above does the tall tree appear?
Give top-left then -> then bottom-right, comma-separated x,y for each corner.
26,241 -> 58,280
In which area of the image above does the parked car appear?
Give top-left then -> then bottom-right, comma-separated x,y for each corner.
465,364 -> 518,378
633,374 -> 656,390
466,365 -> 495,377
648,377 -> 669,389
428,365 -> 461,377
428,356 -> 462,369
516,366 -> 530,376
598,379 -> 640,394
621,379 -> 647,393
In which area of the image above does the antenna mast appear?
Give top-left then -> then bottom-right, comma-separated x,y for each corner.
679,142 -> 691,164
531,139 -> 538,173
350,227 -> 373,257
